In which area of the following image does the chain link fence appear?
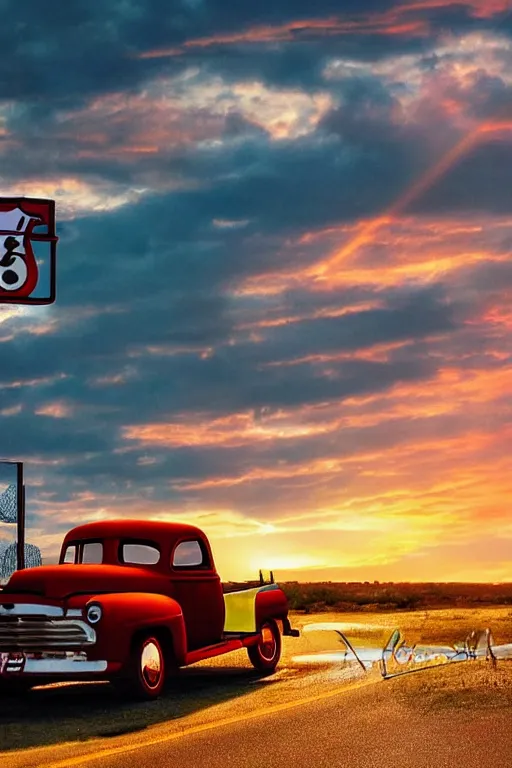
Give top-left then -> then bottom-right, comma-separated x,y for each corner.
0,479 -> 43,582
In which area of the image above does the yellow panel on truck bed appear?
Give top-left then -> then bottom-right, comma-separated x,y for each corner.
223,586 -> 264,633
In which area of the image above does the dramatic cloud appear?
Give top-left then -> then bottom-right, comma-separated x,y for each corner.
0,0 -> 511,581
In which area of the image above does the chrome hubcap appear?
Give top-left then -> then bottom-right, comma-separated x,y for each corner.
141,640 -> 162,689
259,625 -> 276,661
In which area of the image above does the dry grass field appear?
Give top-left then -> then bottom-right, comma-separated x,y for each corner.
279,581 -> 512,613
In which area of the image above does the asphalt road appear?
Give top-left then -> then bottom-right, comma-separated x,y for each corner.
1,618 -> 511,768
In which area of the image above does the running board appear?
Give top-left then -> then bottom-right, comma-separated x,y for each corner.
185,638 -> 244,665
222,631 -> 259,640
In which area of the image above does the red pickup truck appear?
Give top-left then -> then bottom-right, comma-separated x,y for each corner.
0,519 -> 299,700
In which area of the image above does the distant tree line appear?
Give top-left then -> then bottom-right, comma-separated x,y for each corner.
280,581 -> 512,612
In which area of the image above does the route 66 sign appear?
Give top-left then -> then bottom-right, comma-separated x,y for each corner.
0,650 -> 26,675
0,197 -> 58,305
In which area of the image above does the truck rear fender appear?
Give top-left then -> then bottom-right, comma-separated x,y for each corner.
85,592 -> 187,665
255,585 -> 289,629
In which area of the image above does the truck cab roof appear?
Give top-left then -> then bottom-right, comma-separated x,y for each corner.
64,519 -> 205,543
60,519 -> 216,575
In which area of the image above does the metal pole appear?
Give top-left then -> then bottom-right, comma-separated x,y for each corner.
16,462 -> 25,571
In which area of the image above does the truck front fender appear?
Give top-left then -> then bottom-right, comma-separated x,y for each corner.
85,592 -> 187,665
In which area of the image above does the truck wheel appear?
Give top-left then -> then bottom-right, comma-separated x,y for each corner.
247,619 -> 281,673
115,634 -> 166,701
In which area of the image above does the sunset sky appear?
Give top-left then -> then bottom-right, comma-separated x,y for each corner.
0,0 -> 511,583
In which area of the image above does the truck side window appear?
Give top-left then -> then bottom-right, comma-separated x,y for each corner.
121,542 -> 160,565
63,545 -> 77,564
172,540 -> 204,568
82,542 -> 103,564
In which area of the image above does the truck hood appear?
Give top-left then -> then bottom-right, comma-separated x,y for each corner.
4,564 -> 166,601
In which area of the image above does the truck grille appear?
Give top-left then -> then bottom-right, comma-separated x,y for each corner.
0,616 -> 95,651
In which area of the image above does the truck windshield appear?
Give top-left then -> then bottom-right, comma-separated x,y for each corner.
61,541 -> 103,564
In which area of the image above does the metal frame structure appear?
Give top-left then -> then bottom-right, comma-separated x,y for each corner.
332,629 -> 369,672
301,622 -> 505,680
379,626 -> 498,679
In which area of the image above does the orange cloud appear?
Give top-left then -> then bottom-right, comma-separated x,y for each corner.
136,1 -> 507,60
161,420 -> 510,491
234,212 -> 512,304
261,339 -> 415,368
397,0 -> 510,17
123,411 -> 330,449
137,17 -> 430,59
76,145 -> 159,158
34,402 -> 73,419
0,373 -> 69,390
234,300 -> 384,331
122,361 -> 512,455
0,405 -> 22,417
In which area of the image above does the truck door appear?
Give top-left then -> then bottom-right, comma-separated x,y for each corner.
170,538 -> 226,650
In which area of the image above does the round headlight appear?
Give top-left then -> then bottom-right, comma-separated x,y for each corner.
87,604 -> 102,624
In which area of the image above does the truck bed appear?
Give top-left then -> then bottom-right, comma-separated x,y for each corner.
223,581 -> 285,633
222,580 -> 262,594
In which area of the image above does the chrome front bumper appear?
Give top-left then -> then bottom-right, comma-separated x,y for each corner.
1,651 -> 107,675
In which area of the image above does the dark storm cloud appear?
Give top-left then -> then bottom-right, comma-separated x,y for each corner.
0,0 -> 182,105
4,67 -> 510,256
462,74 -> 512,121
1,0 -> 509,113
47,134 -> 414,243
463,258 -> 512,292
220,286 -> 458,367
21,351 -> 507,506
0,283 -> 456,437
0,134 -> 403,321
0,353 -> 437,496
407,141 -> 512,215
0,412 -> 110,457
1,124 -> 410,226
179,34 -> 434,92
176,0 -> 394,28
2,21 -> 510,238
0,343 -> 439,498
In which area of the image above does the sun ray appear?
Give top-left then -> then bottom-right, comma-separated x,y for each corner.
311,118 -> 512,279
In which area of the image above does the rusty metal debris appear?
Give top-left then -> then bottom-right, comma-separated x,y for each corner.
299,623 -> 511,679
